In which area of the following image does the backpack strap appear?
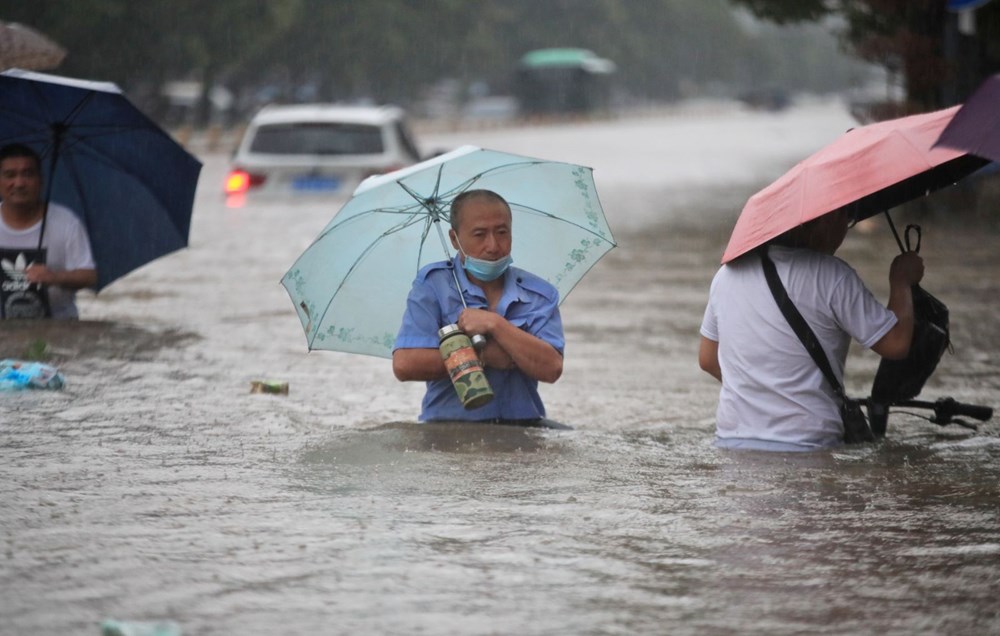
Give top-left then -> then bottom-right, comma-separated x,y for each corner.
759,246 -> 847,402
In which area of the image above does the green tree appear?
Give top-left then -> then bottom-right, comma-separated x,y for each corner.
730,0 -> 1000,112
7,0 -> 875,126
3,0 -> 300,122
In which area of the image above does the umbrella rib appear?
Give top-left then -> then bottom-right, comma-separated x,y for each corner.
387,166 -> 503,225
374,160 -> 615,244
55,123 -> 165,139
362,176 -> 467,307
2,78 -> 100,143
392,159 -> 557,223
57,130 -> 158,157
53,132 -> 198,239
417,217 -> 433,273
27,78 -> 98,140
309,213 -> 430,344
311,202 -> 428,243
0,109 -> 54,139
60,87 -> 99,126
398,174 -> 447,220
0,128 -> 53,146
508,202 -> 616,244
434,160 -> 543,198
24,75 -> 59,132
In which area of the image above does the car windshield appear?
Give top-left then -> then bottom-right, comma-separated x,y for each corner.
249,122 -> 385,155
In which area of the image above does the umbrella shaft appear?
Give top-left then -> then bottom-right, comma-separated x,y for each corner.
434,219 -> 468,309
883,210 -> 906,253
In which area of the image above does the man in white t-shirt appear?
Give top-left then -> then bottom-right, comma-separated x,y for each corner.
0,143 -> 97,319
698,209 -> 924,451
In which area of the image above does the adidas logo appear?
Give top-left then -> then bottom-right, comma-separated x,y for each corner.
1,252 -> 34,291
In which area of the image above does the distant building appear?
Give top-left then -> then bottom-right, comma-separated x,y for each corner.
514,48 -> 616,116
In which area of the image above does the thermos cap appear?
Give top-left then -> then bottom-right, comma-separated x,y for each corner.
438,323 -> 463,339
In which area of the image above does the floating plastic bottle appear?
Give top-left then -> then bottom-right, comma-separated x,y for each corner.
249,380 -> 289,394
438,324 -> 494,409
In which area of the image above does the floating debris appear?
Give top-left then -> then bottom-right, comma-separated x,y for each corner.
250,380 -> 289,395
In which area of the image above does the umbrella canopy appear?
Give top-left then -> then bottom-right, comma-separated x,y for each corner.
0,69 -> 202,290
934,73 -> 1000,163
282,145 -> 616,358
0,22 -> 65,71
722,106 -> 989,263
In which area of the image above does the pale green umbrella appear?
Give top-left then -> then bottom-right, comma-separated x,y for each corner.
282,145 -> 616,358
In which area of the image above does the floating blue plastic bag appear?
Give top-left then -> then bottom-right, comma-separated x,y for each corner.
0,359 -> 64,391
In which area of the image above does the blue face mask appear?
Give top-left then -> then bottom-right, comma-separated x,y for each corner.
463,253 -> 513,282
455,237 -> 513,282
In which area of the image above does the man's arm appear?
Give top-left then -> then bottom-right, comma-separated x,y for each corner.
870,251 -> 923,360
25,264 -> 97,290
699,336 -> 722,382
458,307 -> 562,383
392,348 -> 448,382
393,276 -> 448,382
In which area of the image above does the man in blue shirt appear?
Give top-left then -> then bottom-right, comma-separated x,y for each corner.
393,189 -> 565,423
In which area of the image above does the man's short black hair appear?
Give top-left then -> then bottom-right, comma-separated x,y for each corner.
449,189 -> 511,231
0,143 -> 42,173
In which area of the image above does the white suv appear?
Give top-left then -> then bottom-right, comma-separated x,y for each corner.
225,103 -> 422,197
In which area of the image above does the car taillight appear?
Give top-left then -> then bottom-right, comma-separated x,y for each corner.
225,169 -> 265,194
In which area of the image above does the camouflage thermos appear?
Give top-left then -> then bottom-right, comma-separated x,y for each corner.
438,324 -> 494,409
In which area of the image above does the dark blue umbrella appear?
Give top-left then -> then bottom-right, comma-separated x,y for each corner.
0,68 -> 201,290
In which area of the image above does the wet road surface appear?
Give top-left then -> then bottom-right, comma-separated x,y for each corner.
2,99 -> 999,635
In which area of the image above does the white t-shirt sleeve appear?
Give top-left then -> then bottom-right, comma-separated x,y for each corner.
699,270 -> 720,341
828,261 -> 896,349
62,215 -> 96,271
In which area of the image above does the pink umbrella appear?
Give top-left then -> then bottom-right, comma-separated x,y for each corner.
722,106 -> 989,264
934,74 -> 1000,163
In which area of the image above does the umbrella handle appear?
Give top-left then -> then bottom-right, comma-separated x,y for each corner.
905,224 -> 921,253
470,334 -> 487,350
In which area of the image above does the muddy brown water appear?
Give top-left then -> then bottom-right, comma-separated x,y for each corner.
3,102 -> 999,635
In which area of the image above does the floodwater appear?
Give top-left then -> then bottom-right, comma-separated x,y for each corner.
3,99 -> 1000,635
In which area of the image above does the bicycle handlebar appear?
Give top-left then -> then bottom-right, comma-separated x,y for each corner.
897,398 -> 992,424
865,397 -> 992,431
941,399 -> 992,422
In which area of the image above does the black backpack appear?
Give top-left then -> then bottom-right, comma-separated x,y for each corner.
870,224 -> 951,406
870,283 -> 950,404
